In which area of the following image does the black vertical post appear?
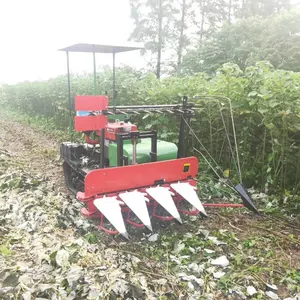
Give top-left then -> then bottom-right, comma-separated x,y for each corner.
177,96 -> 188,158
100,128 -> 105,168
66,51 -> 72,140
185,114 -> 191,156
150,131 -> 157,162
116,134 -> 124,166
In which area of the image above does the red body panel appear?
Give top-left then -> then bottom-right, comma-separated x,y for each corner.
82,157 -> 198,199
75,95 -> 108,111
74,115 -> 108,132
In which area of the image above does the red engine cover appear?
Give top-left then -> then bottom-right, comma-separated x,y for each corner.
104,121 -> 138,141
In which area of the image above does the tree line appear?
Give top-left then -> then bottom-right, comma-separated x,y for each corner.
129,0 -> 300,77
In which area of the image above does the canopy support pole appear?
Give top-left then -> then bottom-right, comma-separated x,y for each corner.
93,51 -> 97,95
66,51 -> 72,140
112,51 -> 116,107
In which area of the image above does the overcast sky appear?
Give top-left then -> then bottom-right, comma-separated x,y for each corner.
0,0 -> 145,84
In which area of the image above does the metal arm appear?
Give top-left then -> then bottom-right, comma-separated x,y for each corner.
105,102 -> 195,115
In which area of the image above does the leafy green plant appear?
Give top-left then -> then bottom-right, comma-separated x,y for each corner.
0,244 -> 12,257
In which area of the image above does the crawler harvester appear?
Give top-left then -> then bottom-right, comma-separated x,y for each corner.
59,43 -> 258,238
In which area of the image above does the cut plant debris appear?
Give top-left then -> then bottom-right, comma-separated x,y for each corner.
0,115 -> 299,299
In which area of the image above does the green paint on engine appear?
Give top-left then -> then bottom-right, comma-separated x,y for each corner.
108,138 -> 178,166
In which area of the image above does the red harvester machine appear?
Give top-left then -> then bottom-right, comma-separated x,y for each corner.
59,43 -> 258,239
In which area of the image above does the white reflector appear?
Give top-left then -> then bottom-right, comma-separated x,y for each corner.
146,186 -> 182,224
119,191 -> 152,231
171,182 -> 207,217
93,197 -> 129,239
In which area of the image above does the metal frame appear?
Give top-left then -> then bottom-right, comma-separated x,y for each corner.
105,98 -> 194,159
59,43 -> 144,138
106,103 -> 195,115
116,131 -> 158,167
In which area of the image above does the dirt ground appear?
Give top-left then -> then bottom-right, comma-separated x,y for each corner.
0,116 -> 299,300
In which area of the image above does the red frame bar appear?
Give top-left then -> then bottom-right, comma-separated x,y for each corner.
75,95 -> 108,111
74,115 -> 108,132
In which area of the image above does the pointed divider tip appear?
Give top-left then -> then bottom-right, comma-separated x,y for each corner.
146,186 -> 182,224
122,232 -> 130,240
145,225 -> 153,232
171,182 -> 207,217
235,184 -> 259,214
93,196 -> 128,237
119,190 -> 153,231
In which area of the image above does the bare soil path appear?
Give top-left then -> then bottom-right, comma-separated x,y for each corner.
0,116 -> 299,300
